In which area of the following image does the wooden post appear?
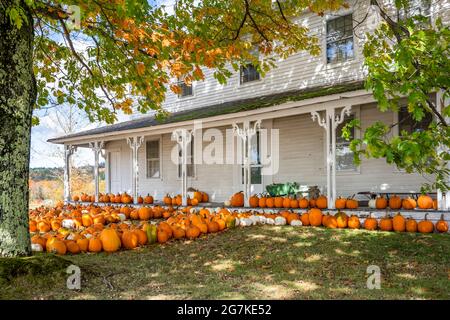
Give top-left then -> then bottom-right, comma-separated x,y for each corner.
233,120 -> 261,207
312,106 -> 351,209
172,129 -> 193,206
89,141 -> 104,203
63,145 -> 76,203
127,136 -> 144,204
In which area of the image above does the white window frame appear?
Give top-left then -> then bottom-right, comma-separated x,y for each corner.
176,78 -> 195,100
239,63 -> 261,86
322,9 -> 356,67
335,105 -> 361,175
145,136 -> 162,180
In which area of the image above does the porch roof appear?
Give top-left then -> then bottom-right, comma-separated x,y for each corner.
48,80 -> 364,144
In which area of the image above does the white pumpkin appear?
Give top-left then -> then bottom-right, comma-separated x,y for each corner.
240,218 -> 253,227
259,216 -> 267,225
31,243 -> 43,252
290,219 -> 303,227
266,218 -> 275,225
274,216 -> 287,226
62,219 -> 75,229
81,209 -> 89,214
84,233 -> 93,239
224,200 -> 231,206
249,215 -> 260,224
66,233 -> 76,241
117,213 -> 126,221
234,217 -> 240,227
189,207 -> 197,214
368,199 -> 377,209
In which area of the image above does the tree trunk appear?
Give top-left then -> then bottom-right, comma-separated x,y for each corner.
0,1 -> 36,257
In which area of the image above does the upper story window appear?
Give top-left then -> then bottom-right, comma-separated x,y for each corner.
177,78 -> 193,98
146,139 -> 161,179
240,63 -> 260,84
177,137 -> 195,178
398,107 -> 432,135
398,0 -> 431,21
336,113 -> 358,172
326,14 -> 354,64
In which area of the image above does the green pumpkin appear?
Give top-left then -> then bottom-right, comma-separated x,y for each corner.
144,224 -> 157,244
225,217 -> 236,228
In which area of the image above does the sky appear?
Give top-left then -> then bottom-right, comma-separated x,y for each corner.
30,0 -> 177,168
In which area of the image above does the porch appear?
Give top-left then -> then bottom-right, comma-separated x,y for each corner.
48,82 -> 450,212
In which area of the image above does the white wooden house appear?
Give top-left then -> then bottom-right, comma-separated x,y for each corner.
49,0 -> 450,211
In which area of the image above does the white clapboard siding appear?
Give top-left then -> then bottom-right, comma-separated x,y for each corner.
161,1 -> 369,114
106,102 -> 433,202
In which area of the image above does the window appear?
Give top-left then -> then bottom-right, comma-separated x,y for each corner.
146,140 -> 160,178
398,0 -> 431,21
336,114 -> 357,171
177,137 -> 195,178
241,131 -> 262,184
326,14 -> 354,64
177,78 -> 193,98
398,107 -> 432,134
240,64 -> 260,84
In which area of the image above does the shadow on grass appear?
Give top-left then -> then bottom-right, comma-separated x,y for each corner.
1,226 -> 449,299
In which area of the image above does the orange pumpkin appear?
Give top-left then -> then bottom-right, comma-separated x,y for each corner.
392,212 -> 406,232
335,197 -> 346,209
249,195 -> 259,208
364,213 -> 377,231
308,208 -> 323,227
315,196 -> 327,209
99,229 -> 121,252
298,198 -> 309,209
138,207 -> 153,220
282,197 -> 291,208
186,225 -> 201,239
258,197 -> 267,208
157,230 -> 170,243
348,215 -> 360,229
375,196 -> 388,209
274,197 -> 284,208
173,227 -> 186,239
335,211 -> 348,228
379,214 -> 393,231
345,198 -> 358,209
201,192 -> 209,203
389,195 -> 402,210
144,194 -> 154,204
207,221 -> 220,233
417,195 -> 433,210
231,192 -> 244,207
418,214 -> 434,233
300,213 -> 310,226
406,217 -> 418,233
122,230 -> 139,249
402,197 -> 417,210
435,214 -> 448,233
266,197 -> 274,208
76,238 -> 89,252
134,229 -> 148,245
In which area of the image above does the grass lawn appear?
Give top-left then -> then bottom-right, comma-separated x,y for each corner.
1,226 -> 449,299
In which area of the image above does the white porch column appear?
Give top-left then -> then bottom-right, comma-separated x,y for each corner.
233,120 -> 261,207
127,136 -> 144,204
89,141 -> 104,202
436,90 -> 450,210
63,145 -> 76,203
172,129 -> 193,206
312,106 -> 351,209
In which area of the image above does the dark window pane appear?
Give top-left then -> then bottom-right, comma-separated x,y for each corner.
398,107 -> 432,134
240,64 -> 260,84
326,14 -> 354,63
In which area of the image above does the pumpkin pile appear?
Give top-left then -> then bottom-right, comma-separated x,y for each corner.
368,194 -> 437,210
227,192 -> 330,209
29,203 -> 232,255
163,190 -> 209,206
